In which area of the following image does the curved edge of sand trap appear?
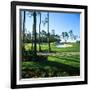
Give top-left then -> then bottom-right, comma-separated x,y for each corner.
56,44 -> 73,48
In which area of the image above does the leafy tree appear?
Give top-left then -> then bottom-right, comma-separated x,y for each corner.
24,31 -> 32,43
41,30 -> 47,36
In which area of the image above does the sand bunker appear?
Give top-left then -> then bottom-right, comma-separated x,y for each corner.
56,44 -> 73,48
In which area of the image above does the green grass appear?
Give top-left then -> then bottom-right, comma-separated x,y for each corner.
25,42 -> 80,52
22,42 -> 80,78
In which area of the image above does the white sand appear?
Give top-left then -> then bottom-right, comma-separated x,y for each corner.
56,44 -> 73,48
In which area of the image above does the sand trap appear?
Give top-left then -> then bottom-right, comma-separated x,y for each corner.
56,44 -> 72,48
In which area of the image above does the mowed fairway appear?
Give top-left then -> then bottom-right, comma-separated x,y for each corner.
22,43 -> 80,78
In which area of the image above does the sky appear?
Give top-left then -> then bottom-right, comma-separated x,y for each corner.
20,10 -> 80,36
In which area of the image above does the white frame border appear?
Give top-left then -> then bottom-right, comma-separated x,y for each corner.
16,5 -> 85,85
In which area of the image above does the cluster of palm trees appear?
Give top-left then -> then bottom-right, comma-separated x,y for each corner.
22,10 -> 51,56
61,30 -> 78,43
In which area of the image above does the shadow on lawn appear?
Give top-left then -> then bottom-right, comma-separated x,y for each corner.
53,56 -> 80,63
22,54 -> 80,78
38,56 -> 80,76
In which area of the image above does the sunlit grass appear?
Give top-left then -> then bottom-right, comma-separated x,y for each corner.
24,42 -> 80,52
22,42 -> 80,78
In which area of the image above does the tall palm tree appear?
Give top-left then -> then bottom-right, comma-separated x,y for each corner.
42,13 -> 51,52
38,12 -> 41,51
28,11 -> 42,52
69,30 -> 73,40
62,32 -> 69,43
62,32 -> 65,43
47,12 -> 51,52
42,12 -> 51,52
23,11 -> 26,43
22,10 -> 26,54
33,11 -> 37,56
27,11 -> 34,51
65,32 -> 69,43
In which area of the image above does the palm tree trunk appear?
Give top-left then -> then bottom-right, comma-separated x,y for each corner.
23,11 -> 25,43
33,11 -> 37,56
47,12 -> 51,52
31,24 -> 34,51
39,13 -> 41,51
22,11 -> 26,53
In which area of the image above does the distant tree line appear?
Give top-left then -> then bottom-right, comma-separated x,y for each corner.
23,29 -> 60,44
23,29 -> 79,44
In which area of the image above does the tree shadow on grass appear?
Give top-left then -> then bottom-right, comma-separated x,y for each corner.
37,57 -> 80,76
22,55 -> 80,78
53,56 -> 80,63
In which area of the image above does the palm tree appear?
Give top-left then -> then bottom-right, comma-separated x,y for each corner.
47,12 -> 51,52
69,30 -> 73,40
64,32 -> 69,43
33,11 -> 37,56
41,30 -> 47,43
42,12 -> 51,52
51,29 -> 55,35
21,10 -> 26,53
27,11 -> 34,51
23,11 -> 26,43
28,11 -> 42,52
62,32 -> 65,42
62,32 -> 69,43
38,12 -> 41,51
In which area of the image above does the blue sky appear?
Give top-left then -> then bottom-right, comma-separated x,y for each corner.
21,11 -> 80,36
